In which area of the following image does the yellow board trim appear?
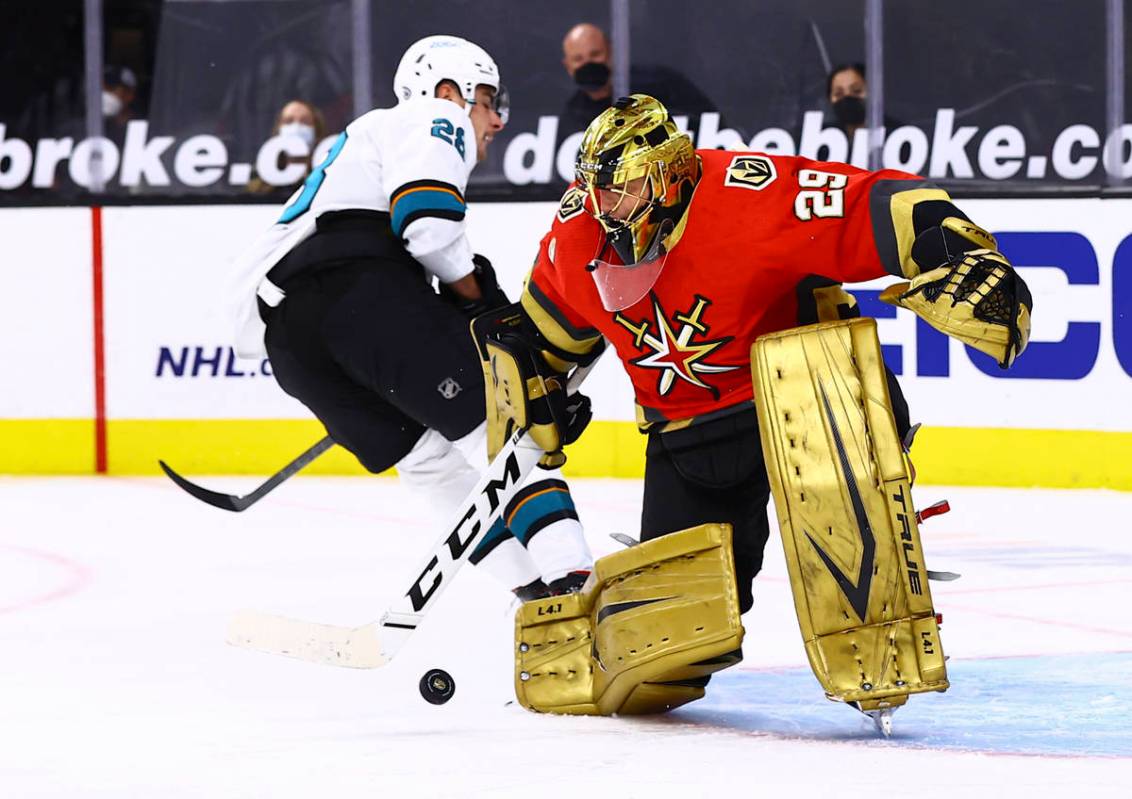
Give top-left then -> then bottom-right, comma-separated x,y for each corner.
0,420 -> 96,474
104,419 -> 370,476
0,419 -> 1129,489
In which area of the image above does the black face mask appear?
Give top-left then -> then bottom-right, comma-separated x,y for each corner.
574,61 -> 611,91
832,95 -> 866,126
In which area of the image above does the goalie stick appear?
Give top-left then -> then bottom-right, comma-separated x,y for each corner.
226,357 -> 598,669
159,435 -> 335,512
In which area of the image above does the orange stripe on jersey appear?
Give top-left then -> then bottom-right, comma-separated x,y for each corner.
390,184 -> 464,208
506,486 -> 569,527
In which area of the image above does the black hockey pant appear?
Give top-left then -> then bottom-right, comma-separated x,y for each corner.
262,256 -> 486,473
640,371 -> 911,616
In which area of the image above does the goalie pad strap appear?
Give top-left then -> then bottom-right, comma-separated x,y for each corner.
752,319 -> 948,707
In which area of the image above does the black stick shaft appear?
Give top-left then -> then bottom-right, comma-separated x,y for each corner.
158,436 -> 336,512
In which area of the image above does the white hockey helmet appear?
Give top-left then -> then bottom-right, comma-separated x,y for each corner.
393,35 -> 509,122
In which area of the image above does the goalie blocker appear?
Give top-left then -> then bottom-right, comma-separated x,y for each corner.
472,304 -> 599,468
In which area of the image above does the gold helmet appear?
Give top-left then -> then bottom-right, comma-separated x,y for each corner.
575,94 -> 699,265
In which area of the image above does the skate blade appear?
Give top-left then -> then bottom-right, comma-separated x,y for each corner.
863,708 -> 895,737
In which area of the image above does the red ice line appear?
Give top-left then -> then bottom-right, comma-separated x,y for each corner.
941,601 -> 1132,639
0,545 -> 91,616
944,577 -> 1132,596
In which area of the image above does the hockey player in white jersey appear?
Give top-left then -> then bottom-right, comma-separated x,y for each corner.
229,35 -> 593,599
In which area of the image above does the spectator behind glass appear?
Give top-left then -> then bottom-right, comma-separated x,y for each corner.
827,62 -> 868,140
559,22 -> 720,141
826,63 -> 902,152
247,99 -> 328,197
102,65 -> 138,146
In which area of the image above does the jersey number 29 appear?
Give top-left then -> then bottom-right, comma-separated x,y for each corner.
794,169 -> 848,221
431,118 -> 466,159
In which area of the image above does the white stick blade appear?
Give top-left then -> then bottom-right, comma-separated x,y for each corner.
226,611 -> 387,669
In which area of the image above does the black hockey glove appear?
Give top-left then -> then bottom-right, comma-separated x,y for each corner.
440,254 -> 510,319
555,390 -> 593,447
525,371 -> 593,470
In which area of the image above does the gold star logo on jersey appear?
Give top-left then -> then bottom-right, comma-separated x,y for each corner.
723,155 -> 776,191
614,294 -> 740,399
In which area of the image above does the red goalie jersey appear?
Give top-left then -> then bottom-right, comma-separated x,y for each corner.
521,148 -> 947,429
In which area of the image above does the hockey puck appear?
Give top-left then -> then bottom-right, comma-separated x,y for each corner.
419,668 -> 455,705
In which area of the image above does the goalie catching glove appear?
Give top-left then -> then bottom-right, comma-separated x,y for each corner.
880,220 -> 1032,368
472,305 -> 595,468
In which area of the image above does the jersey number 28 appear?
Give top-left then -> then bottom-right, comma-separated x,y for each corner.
431,118 -> 466,159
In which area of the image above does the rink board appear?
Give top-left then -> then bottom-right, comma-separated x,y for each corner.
1,199 -> 1130,487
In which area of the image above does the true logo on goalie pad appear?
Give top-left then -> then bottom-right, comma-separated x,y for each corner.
892,484 -> 925,596
804,381 -> 876,621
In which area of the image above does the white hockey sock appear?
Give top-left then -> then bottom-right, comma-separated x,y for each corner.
395,427 -> 541,591
504,467 -> 593,583
473,537 -> 541,590
526,516 -> 592,584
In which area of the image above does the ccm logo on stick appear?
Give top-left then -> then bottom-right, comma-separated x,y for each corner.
407,451 -> 522,612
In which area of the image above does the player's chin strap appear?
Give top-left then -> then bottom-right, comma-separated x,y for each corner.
225,351 -> 603,670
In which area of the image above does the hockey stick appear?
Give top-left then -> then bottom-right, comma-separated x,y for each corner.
226,358 -> 599,669
158,436 -> 335,512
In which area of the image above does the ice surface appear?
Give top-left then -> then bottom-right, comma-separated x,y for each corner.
1,477 -> 1130,797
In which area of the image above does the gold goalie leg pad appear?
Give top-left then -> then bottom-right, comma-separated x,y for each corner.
752,318 -> 948,709
514,524 -> 744,716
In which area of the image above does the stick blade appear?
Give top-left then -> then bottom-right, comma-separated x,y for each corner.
226,611 -> 387,669
158,460 -> 249,512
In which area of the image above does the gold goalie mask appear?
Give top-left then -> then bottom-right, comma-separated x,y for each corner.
575,95 -> 700,311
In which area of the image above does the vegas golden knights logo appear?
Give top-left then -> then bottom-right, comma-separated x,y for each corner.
614,294 -> 739,399
557,186 -> 586,222
723,155 -> 776,191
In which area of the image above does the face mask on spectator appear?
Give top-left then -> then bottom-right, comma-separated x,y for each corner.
102,91 -> 123,117
832,96 -> 865,126
574,62 -> 611,91
280,122 -> 316,148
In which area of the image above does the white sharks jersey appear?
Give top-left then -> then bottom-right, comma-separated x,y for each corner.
230,97 -> 478,357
